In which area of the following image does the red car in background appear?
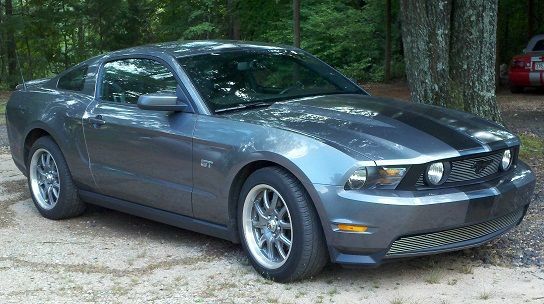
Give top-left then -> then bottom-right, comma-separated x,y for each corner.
509,34 -> 544,93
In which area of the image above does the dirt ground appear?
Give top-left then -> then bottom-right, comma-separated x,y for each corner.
0,87 -> 543,303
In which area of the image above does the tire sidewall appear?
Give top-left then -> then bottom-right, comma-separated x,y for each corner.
237,168 -> 310,281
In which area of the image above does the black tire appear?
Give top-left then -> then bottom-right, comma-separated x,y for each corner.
27,136 -> 86,219
510,85 -> 524,93
237,167 -> 328,282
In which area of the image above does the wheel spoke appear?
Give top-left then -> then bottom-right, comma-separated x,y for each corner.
254,200 -> 267,220
262,189 -> 270,211
257,234 -> 266,248
278,220 -> 291,230
275,240 -> 287,260
252,218 -> 267,229
38,184 -> 46,198
268,192 -> 278,213
277,206 -> 287,218
52,186 -> 59,199
266,237 -> 275,260
46,186 -> 55,204
37,165 -> 45,176
45,153 -> 51,169
40,153 -> 46,168
278,234 -> 292,247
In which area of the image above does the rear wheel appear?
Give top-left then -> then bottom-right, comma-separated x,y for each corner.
238,167 -> 327,282
27,136 -> 86,219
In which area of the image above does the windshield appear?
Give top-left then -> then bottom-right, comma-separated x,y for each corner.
178,50 -> 364,112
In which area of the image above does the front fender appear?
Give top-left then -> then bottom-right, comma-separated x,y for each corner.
191,115 -> 375,239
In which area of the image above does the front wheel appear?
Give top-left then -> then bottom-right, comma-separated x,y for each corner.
238,167 -> 327,282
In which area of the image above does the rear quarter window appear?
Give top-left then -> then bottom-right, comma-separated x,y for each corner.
57,65 -> 88,92
532,40 -> 544,52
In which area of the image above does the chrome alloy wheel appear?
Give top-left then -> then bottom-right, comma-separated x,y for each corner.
29,148 -> 60,210
242,184 -> 293,269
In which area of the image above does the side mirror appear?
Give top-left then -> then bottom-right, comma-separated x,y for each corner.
137,93 -> 189,112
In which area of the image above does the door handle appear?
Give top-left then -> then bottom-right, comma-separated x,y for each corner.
87,115 -> 106,127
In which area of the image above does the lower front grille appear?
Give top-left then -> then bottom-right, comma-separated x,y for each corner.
386,209 -> 524,256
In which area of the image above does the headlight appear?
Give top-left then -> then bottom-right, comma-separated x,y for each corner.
345,168 -> 367,190
345,166 -> 407,190
501,149 -> 513,171
425,162 -> 449,185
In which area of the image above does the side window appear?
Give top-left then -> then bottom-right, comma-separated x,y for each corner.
533,40 -> 544,52
100,58 -> 177,104
57,65 -> 88,92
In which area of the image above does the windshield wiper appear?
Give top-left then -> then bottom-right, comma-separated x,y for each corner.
215,101 -> 275,113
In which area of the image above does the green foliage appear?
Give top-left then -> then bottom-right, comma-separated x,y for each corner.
0,0 -> 536,85
498,0 -> 544,64
240,0 -> 403,81
519,133 -> 544,160
0,0 -> 404,83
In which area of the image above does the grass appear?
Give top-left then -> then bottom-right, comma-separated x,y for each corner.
327,287 -> 338,296
295,291 -> 307,298
478,291 -> 492,300
519,133 -> 544,160
0,91 -> 9,125
389,297 -> 410,304
447,278 -> 458,286
425,269 -> 443,284
389,298 -> 404,304
458,264 -> 474,275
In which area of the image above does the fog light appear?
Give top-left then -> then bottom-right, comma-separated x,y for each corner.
501,149 -> 513,171
337,224 -> 368,232
426,162 -> 447,185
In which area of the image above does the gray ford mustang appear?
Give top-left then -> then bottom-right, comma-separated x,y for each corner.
6,41 -> 536,282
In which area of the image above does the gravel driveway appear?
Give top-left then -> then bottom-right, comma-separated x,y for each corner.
0,126 -> 8,147
0,150 -> 543,303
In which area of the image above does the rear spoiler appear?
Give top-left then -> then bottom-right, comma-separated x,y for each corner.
15,78 -> 51,90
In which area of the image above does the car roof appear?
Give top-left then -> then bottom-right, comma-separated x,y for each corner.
109,40 -> 299,58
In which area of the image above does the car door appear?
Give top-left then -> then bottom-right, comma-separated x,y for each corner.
83,57 -> 196,216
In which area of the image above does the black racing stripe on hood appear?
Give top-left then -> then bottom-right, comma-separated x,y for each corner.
370,103 -> 484,152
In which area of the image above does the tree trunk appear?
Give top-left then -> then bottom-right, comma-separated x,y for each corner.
450,0 -> 501,122
528,0 -> 535,38
228,0 -> 241,40
0,0 -> 5,85
401,0 -> 502,123
384,0 -> 392,82
19,0 -> 32,79
401,1 -> 452,108
5,0 -> 18,89
293,0 -> 301,48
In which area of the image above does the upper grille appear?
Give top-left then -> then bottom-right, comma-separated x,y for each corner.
416,151 -> 504,187
386,208 -> 523,256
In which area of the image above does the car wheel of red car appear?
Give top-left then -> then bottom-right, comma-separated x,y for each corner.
510,85 -> 524,94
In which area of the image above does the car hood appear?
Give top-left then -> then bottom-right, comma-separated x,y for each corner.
222,94 -> 518,164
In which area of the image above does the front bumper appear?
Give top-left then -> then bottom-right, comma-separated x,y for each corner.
314,161 -> 536,266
